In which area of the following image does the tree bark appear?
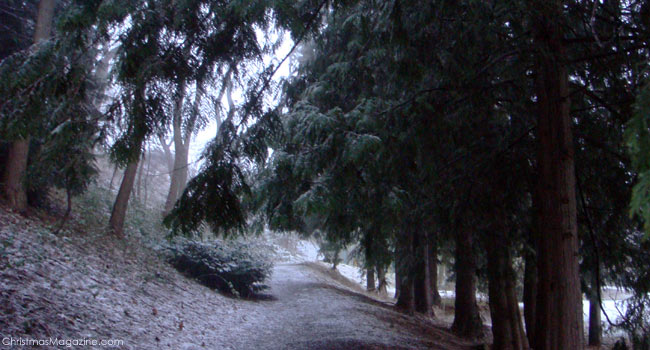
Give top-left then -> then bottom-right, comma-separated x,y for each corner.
3,139 -> 30,212
178,85 -> 202,190
394,260 -> 401,300
108,160 -> 139,236
588,286 -> 602,346
486,231 -> 529,350
108,137 -> 143,236
531,2 -> 584,349
108,164 -> 119,192
92,46 -> 118,109
33,0 -> 55,46
367,267 -> 376,292
451,227 -> 483,339
395,229 -> 415,312
524,174 -> 539,347
429,233 -> 442,307
158,135 -> 174,177
143,148 -> 152,207
451,225 -> 483,339
414,230 -> 434,316
523,241 -> 538,347
364,233 -> 376,292
163,82 -> 187,213
377,264 -> 388,296
136,150 -> 145,199
2,0 -> 55,212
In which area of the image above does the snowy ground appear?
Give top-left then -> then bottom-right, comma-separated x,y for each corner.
0,208 -> 479,350
330,258 -> 634,340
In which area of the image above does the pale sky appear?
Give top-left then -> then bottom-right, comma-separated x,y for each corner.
189,32 -> 294,166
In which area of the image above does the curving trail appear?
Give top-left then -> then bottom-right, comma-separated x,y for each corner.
221,263 -> 474,350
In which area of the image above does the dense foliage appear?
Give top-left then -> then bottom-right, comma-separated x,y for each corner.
165,239 -> 273,298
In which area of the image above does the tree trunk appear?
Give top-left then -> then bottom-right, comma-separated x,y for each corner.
3,139 -> 30,212
524,175 -> 539,347
429,233 -> 442,307
177,140 -> 191,191
486,231 -> 529,350
163,82 -> 187,213
367,267 -> 376,292
451,225 -> 483,339
2,0 -> 55,212
377,264 -> 388,296
109,136 -> 143,236
92,46 -> 118,109
109,160 -> 139,236
108,164 -> 119,192
143,148 -> 152,207
414,230 -> 434,316
33,0 -> 55,48
159,135 -> 174,177
588,287 -> 602,347
531,1 -> 584,349
395,229 -> 415,312
364,233 -> 376,292
136,150 -> 145,199
523,242 -> 538,346
394,261 -> 401,300
177,84 -> 203,190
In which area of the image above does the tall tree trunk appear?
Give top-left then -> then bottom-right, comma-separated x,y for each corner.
588,284 -> 602,346
163,82 -> 187,213
108,164 -> 119,192
486,230 -> 529,350
177,140 -> 191,191
394,260 -> 401,300
377,264 -> 388,296
524,176 -> 539,346
523,241 -> 538,346
109,138 -> 143,236
506,274 -> 528,350
364,233 -> 376,292
429,232 -> 442,307
143,148 -> 152,207
367,267 -> 376,292
451,225 -> 483,339
2,0 -> 55,212
395,229 -> 415,312
92,46 -> 118,108
414,230 -> 434,316
109,160 -> 139,236
531,2 -> 584,349
178,85 -> 203,190
3,140 -> 30,211
136,150 -> 145,199
158,135 -> 174,177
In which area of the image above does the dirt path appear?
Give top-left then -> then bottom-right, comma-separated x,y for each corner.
0,208 -> 475,350
220,263 -> 473,350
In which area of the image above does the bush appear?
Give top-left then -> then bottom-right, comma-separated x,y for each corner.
165,239 -> 273,298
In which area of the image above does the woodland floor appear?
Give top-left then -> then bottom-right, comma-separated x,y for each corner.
0,206 -> 480,350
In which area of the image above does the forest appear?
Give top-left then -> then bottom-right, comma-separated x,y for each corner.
1,0 -> 649,349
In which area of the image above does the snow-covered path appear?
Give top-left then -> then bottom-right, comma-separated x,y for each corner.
219,263 -> 472,350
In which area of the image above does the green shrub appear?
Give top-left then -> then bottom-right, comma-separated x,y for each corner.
165,239 -> 273,298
